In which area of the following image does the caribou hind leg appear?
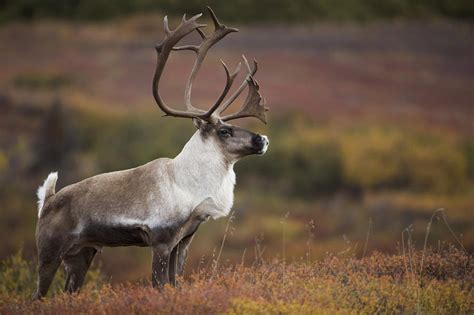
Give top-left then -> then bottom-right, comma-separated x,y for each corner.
32,241 -> 62,300
63,247 -> 97,294
151,244 -> 172,288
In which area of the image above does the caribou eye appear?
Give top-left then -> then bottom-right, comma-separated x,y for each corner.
218,128 -> 232,138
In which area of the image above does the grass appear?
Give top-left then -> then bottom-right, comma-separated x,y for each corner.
0,247 -> 471,314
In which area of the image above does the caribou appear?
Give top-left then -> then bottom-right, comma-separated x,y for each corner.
33,7 -> 269,300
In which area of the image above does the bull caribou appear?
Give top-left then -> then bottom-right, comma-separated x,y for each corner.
33,7 -> 268,300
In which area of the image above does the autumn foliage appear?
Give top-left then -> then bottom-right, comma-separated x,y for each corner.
1,247 -> 471,314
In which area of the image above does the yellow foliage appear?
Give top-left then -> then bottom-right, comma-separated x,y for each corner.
340,127 -> 406,189
0,151 -> 7,173
339,125 -> 468,193
404,140 -> 467,193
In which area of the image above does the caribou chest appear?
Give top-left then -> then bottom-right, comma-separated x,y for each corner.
170,131 -> 236,219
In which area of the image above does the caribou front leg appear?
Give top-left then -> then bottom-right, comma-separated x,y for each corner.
151,244 -> 172,288
168,233 -> 196,286
176,234 -> 196,276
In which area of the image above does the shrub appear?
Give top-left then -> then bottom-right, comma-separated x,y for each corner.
340,125 -> 468,193
340,126 -> 408,190
404,139 -> 467,193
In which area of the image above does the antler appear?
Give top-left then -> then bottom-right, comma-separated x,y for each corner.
152,7 -> 268,123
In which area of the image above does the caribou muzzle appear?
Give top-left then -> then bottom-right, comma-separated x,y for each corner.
253,134 -> 269,154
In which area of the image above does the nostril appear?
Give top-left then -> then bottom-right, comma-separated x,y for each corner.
254,135 -> 264,145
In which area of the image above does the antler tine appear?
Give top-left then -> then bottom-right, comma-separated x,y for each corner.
218,54 -> 258,115
172,44 -> 199,53
196,28 -> 207,39
208,6 -> 221,28
243,54 -> 258,74
182,7 -> 238,113
163,16 -> 172,35
208,6 -> 238,33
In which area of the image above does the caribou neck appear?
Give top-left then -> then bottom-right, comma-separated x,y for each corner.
171,131 -> 235,195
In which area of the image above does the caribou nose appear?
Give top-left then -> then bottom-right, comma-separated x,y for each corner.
254,134 -> 265,146
253,134 -> 269,154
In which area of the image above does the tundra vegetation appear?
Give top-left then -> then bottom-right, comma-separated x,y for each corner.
0,246 -> 472,313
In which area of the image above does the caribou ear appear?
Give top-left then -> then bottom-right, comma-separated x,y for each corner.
193,118 -> 205,129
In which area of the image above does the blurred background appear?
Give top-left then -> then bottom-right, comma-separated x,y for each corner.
0,1 -> 473,282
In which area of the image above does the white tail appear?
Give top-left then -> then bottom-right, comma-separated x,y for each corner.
37,172 -> 58,218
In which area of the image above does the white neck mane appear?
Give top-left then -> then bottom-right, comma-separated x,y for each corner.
170,131 -> 236,218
